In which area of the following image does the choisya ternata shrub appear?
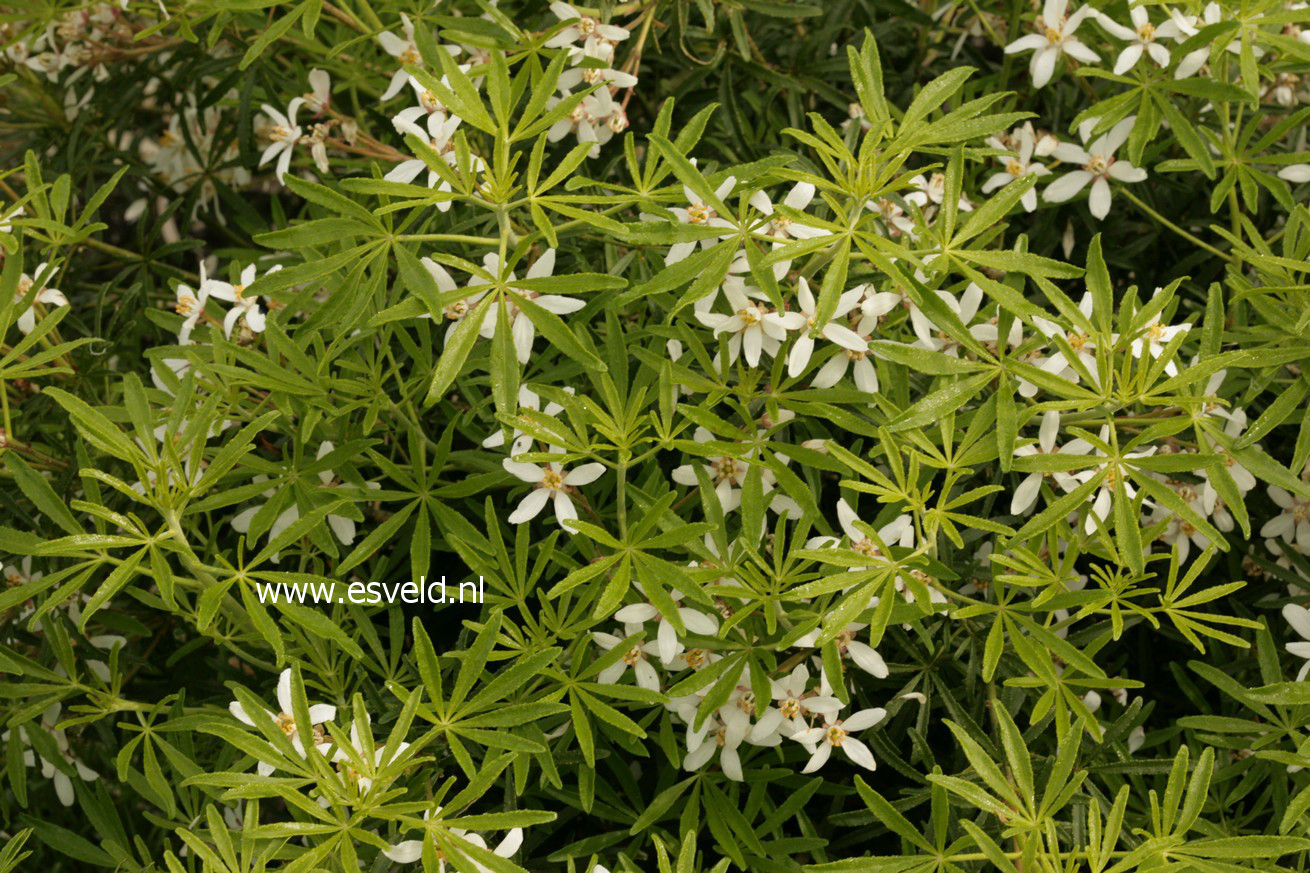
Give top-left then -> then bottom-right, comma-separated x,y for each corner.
3,0 -> 1310,870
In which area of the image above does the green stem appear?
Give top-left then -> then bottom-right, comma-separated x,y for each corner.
1120,189 -> 1232,264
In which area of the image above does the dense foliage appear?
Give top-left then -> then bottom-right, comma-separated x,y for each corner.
3,0 -> 1310,870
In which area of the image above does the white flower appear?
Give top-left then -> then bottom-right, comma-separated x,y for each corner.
805,499 -> 913,573
0,203 -> 24,235
594,632 -> 662,690
1283,604 -> 1310,681
1065,427 -> 1157,535
748,182 -> 831,278
664,172 -> 737,266
423,257 -> 487,339
1043,116 -> 1147,220
13,262 -> 69,335
1097,6 -> 1180,74
202,262 -> 278,338
230,444 -> 369,559
503,449 -> 605,528
1168,3 -> 1241,78
377,14 -> 443,101
906,172 -> 973,214
475,250 -> 586,364
787,278 -> 868,378
386,112 -> 468,208
173,281 -> 208,343
696,279 -> 805,368
1031,292 -> 1110,388
483,385 -> 570,454
908,283 -> 984,357
1011,410 -> 1072,514
1004,0 -> 1100,88
258,98 -> 305,184
1261,486 -> 1310,552
797,621 -> 891,679
545,3 -> 631,49
791,707 -> 886,773
383,809 -> 524,869
4,704 -> 99,807
982,122 -> 1052,212
748,664 -> 843,745
331,716 -> 410,795
558,62 -> 638,92
682,713 -> 747,779
546,89 -> 626,157
1127,289 -> 1191,376
668,426 -> 798,516
303,68 -> 331,114
229,669 -> 336,776
616,594 -> 720,666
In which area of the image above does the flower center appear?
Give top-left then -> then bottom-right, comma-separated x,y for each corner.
1086,154 -> 1111,176
712,456 -> 743,483
275,712 -> 297,736
541,469 -> 565,491
608,112 -> 628,133
578,17 -> 598,35
1137,22 -> 1155,40
737,306 -> 762,326
175,294 -> 197,315
683,648 -> 708,669
1067,331 -> 1088,351
1006,159 -> 1025,177
622,645 -> 644,666
582,67 -> 604,85
736,691 -> 755,713
825,725 -> 848,746
1147,323 -> 1168,341
399,48 -> 421,66
771,215 -> 792,233
687,203 -> 714,225
852,537 -> 881,557
780,697 -> 802,718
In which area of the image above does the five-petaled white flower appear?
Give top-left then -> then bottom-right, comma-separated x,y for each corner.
616,592 -> 720,667
787,277 -> 868,378
594,631 -> 662,690
545,2 -> 631,50
982,122 -> 1052,212
173,281 -> 207,342
229,669 -> 336,776
13,263 -> 69,335
475,250 -> 586,364
749,182 -> 831,278
1043,116 -> 1146,220
503,449 -> 605,528
331,715 -> 411,795
791,707 -> 886,773
665,172 -> 737,266
203,262 -> 279,337
1097,6 -> 1180,74
696,279 -> 805,368
1011,410 -> 1080,514
1127,289 -> 1191,376
1004,0 -> 1100,88
259,98 -> 305,184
